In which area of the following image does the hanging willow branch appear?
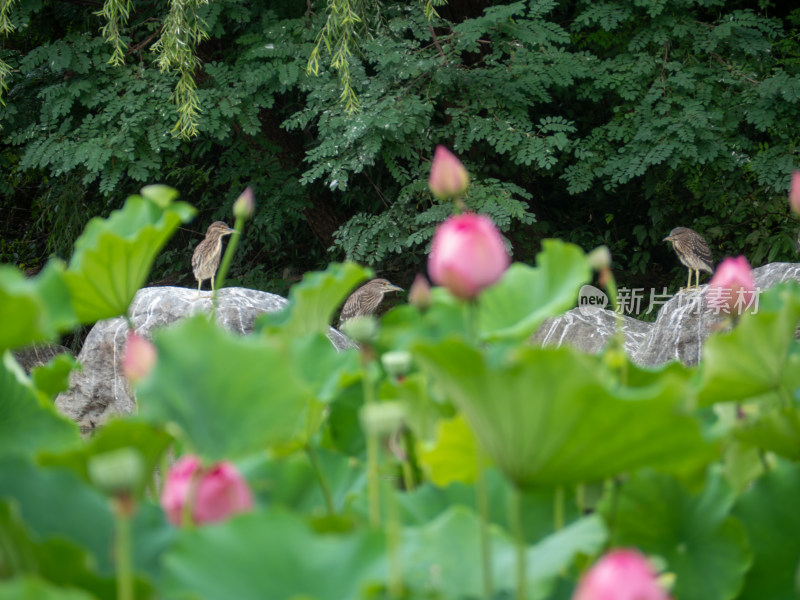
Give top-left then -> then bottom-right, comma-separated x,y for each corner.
151,0 -> 209,139
95,0 -> 133,66
307,0 -> 447,114
0,0 -> 18,108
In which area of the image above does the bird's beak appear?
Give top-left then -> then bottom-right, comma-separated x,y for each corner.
387,284 -> 404,292
662,235 -> 673,242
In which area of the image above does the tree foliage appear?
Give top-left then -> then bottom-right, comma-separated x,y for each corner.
1,0 -> 799,299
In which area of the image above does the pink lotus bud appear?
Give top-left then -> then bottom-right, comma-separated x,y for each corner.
790,170 -> 800,217
707,255 -> 757,315
573,549 -> 670,600
160,455 -> 254,526
428,145 -> 470,200
428,213 -> 510,300
233,186 -> 255,220
408,273 -> 432,311
122,331 -> 157,384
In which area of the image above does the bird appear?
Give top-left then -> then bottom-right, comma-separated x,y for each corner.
338,278 -> 404,326
663,226 -> 714,289
191,221 -> 236,294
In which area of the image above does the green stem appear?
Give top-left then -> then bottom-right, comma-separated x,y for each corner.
475,463 -> 494,599
385,477 -> 403,598
576,483 -> 585,516
399,430 -> 416,491
114,497 -> 135,600
362,361 -> 381,528
554,485 -> 564,531
306,445 -> 336,517
212,214 -> 245,311
509,486 -> 526,600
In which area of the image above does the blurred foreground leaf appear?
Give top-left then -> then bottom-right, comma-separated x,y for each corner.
414,341 -> 716,487
733,461 -> 800,600
0,262 -> 77,353
0,352 -> 79,459
138,315 -> 312,460
604,469 -> 752,600
64,188 -> 195,323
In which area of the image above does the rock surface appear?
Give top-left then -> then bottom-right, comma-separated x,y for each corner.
55,286 -> 354,433
13,343 -> 73,374
533,262 -> 800,366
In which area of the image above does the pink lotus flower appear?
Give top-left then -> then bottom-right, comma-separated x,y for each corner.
429,145 -> 470,200
233,186 -> 255,219
121,331 -> 156,384
428,213 -> 510,300
160,455 -> 254,526
706,255 -> 757,315
408,273 -> 432,311
790,170 -> 800,217
573,548 -> 669,600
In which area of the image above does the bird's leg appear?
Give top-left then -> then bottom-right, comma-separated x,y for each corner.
686,269 -> 692,290
210,275 -> 215,294
694,269 -> 700,289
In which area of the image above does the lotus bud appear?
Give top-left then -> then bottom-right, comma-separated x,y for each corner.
122,331 -> 156,384
160,455 -> 254,527
587,246 -> 612,271
706,256 -> 756,315
573,548 -> 670,600
408,273 -> 432,311
233,186 -> 255,220
88,447 -> 146,497
340,315 -> 379,343
381,350 -> 413,378
790,170 -> 800,217
359,401 -> 406,437
428,146 -> 470,200
428,213 -> 510,300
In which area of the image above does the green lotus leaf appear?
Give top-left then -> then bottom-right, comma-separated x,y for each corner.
0,262 -> 77,352
733,460 -> 800,600
413,340 -> 715,487
258,261 -> 372,337
603,469 -> 752,600
400,505 -> 606,600
31,352 -> 78,399
63,189 -> 195,323
477,239 -> 591,342
417,413 -> 479,486
161,509 -> 386,600
137,315 -> 312,460
698,282 -> 800,408
0,352 -> 80,459
0,576 -> 98,600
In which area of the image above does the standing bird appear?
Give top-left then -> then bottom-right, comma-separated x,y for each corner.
663,226 -> 714,289
191,221 -> 236,294
339,278 -> 404,326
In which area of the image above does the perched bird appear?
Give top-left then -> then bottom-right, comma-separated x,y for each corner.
339,278 -> 404,326
663,226 -> 714,289
191,221 -> 236,294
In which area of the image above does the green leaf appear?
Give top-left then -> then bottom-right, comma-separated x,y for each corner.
604,469 -> 752,600
413,340 -> 715,487
0,262 -> 77,353
63,190 -> 196,323
698,282 -> 800,407
137,315 -> 311,460
417,413 -> 479,486
0,352 -> 80,458
31,353 -> 78,399
0,576 -> 98,600
400,506 -> 606,600
38,420 -> 172,496
161,509 -> 386,600
258,262 -> 372,337
733,461 -> 800,600
478,239 -> 592,342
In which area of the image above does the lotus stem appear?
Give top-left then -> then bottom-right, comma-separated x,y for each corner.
475,463 -> 494,599
306,444 -> 335,517
509,485 -> 526,600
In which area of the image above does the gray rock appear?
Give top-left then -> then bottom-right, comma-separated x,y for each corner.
534,262 -> 800,367
533,306 -> 651,356
55,286 -> 355,433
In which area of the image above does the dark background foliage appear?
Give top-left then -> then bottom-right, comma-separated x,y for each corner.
1,0 -> 799,307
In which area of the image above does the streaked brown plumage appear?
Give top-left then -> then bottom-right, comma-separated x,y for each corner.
663,226 -> 714,289
191,221 -> 236,293
339,278 -> 404,326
